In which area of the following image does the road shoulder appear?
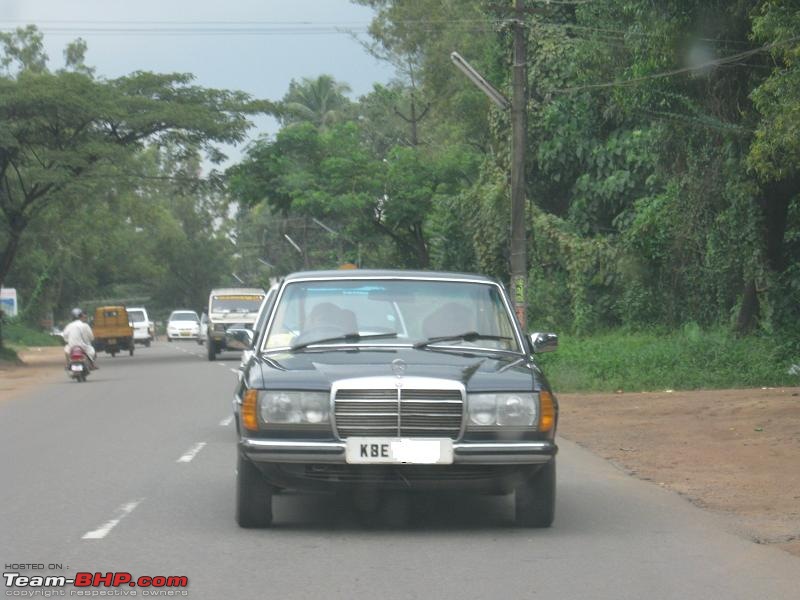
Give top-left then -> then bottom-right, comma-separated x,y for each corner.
559,387 -> 800,556
0,346 -> 65,403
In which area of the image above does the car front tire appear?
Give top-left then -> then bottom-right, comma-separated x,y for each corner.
207,339 -> 216,361
235,453 -> 273,528
515,459 -> 556,528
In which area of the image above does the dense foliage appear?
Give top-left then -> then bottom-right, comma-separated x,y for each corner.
2,3 -> 799,379
230,0 -> 799,361
0,26 -> 265,337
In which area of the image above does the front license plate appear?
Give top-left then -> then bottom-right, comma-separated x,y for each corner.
345,437 -> 453,465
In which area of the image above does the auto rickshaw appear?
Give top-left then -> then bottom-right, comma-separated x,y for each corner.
92,306 -> 135,357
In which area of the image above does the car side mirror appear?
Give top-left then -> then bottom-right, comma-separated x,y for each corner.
226,327 -> 254,351
530,332 -> 558,353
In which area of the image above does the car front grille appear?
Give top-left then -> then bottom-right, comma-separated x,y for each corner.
334,388 -> 464,439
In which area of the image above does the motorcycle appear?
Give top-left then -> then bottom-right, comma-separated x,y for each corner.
67,346 -> 90,382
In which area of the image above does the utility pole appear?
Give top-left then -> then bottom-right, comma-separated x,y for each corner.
452,0 -> 531,328
510,0 -> 528,328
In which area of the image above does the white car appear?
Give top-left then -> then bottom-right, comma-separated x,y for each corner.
166,310 -> 201,342
127,307 -> 154,347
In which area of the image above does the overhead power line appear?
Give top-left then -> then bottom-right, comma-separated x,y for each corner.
549,34 -> 799,94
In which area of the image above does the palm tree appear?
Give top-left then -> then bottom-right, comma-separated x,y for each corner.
280,75 -> 353,130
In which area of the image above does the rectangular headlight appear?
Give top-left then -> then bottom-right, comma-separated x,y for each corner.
468,393 -> 538,427
259,390 -> 329,425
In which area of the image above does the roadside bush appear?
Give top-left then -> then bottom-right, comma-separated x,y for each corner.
3,319 -> 62,348
538,328 -> 797,393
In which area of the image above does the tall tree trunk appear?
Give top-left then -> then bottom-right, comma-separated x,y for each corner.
734,176 -> 799,334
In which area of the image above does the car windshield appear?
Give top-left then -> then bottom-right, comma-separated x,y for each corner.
263,279 -> 519,353
210,295 -> 264,313
170,312 -> 198,322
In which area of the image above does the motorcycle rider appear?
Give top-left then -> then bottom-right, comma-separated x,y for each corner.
62,308 -> 98,370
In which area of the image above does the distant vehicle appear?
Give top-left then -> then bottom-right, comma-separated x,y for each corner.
228,285 -> 278,372
206,287 -> 266,361
92,306 -> 135,357
233,270 -> 559,528
166,310 -> 201,342
199,313 -> 209,345
127,307 -> 154,347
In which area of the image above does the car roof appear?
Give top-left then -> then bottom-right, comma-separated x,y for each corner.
209,288 -> 266,295
169,310 -> 198,315
282,269 -> 497,283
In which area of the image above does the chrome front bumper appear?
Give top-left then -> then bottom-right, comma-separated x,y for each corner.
240,438 -> 556,465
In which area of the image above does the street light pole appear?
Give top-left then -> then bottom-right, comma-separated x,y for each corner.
451,1 -> 529,327
510,0 -> 528,328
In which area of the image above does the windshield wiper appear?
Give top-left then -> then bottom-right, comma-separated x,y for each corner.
290,332 -> 398,352
413,331 -> 513,350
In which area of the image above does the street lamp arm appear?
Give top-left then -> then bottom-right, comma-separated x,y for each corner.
450,52 -> 510,111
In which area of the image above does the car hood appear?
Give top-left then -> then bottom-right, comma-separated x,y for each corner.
246,348 -> 542,392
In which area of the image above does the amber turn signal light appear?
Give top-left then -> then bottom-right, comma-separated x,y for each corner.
539,390 -> 555,432
242,389 -> 259,431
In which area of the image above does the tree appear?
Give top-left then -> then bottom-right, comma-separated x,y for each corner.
278,75 -> 353,131
0,27 -> 266,346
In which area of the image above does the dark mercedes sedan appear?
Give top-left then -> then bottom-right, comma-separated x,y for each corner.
233,270 -> 559,528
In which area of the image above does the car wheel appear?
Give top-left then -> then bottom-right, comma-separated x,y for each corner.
515,459 -> 556,528
145,340 -> 151,348
207,340 -> 216,361
167,337 -> 172,342
235,453 -> 273,528
129,342 -> 134,357
110,350 -> 116,358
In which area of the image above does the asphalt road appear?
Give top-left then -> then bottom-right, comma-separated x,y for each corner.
1,342 -> 798,599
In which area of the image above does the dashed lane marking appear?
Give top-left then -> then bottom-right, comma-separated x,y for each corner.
219,416 -> 234,427
176,442 -> 207,463
82,499 -> 143,540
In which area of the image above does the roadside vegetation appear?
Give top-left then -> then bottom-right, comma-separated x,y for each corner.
539,327 -> 798,393
2,320 -> 61,348
1,2 -> 799,389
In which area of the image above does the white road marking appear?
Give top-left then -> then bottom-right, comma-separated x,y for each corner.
219,415 -> 234,427
230,368 -> 239,374
218,362 -> 227,367
177,442 -> 207,463
82,499 -> 143,540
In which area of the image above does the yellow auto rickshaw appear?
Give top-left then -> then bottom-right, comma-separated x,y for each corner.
92,306 -> 135,357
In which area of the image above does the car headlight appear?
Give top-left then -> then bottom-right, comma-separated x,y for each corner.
468,393 -> 537,427
259,391 -> 329,425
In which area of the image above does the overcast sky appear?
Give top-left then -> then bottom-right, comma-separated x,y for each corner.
0,0 -> 395,159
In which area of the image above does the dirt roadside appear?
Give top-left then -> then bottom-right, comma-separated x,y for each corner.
0,346 -> 65,402
559,387 -> 800,556
2,350 -> 799,555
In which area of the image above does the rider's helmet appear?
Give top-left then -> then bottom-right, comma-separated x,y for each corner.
71,307 -> 84,320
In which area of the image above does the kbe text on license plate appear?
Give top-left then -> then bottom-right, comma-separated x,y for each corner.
345,437 -> 453,465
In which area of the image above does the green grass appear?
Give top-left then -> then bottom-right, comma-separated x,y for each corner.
537,327 -> 800,393
2,319 -> 62,348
